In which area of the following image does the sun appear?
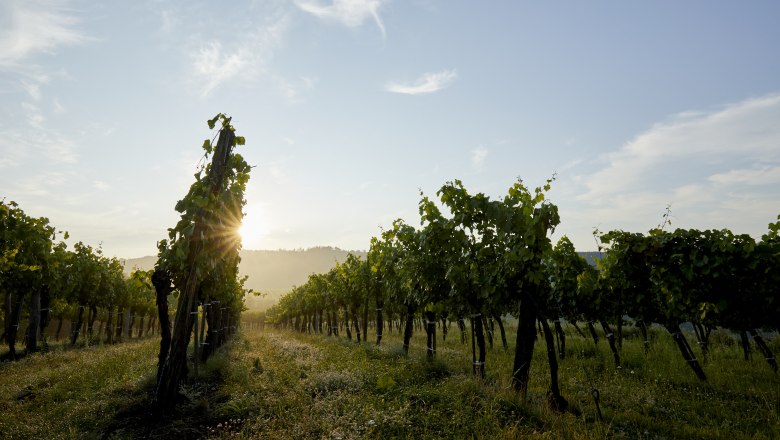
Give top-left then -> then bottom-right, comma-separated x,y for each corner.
238,208 -> 270,249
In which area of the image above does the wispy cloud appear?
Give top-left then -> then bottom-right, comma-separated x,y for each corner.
21,102 -> 45,128
20,80 -> 42,100
471,146 -> 488,169
0,0 -> 86,67
93,180 -> 110,191
709,166 -> 780,186
191,42 -> 252,98
571,93 -> 780,238
582,93 -> 780,201
296,0 -> 387,38
8,170 -> 74,198
189,15 -> 289,98
52,97 -> 66,114
556,159 -> 583,175
269,166 -> 289,183
45,141 -> 77,164
385,69 -> 457,95
0,124 -> 78,167
0,157 -> 19,168
158,9 -> 180,34
276,75 -> 318,103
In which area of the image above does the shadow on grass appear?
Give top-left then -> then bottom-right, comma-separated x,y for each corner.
101,365 -> 240,439
102,379 -> 241,439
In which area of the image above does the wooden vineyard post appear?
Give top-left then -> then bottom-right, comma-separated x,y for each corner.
155,126 -> 235,409
193,305 -> 199,379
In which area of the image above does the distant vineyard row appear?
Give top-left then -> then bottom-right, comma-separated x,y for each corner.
1,199 -> 161,359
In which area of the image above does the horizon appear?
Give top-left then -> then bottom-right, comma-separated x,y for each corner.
2,1 -> 779,259
120,245 -> 370,261
121,246 -> 603,264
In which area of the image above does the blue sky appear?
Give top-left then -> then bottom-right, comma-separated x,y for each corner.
1,0 -> 779,258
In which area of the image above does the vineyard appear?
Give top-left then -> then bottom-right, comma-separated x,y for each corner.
266,178 -> 780,410
0,325 -> 778,438
1,115 -> 252,411
1,116 -> 779,438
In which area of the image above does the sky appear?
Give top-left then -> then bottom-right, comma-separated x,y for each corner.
1,0 -> 779,259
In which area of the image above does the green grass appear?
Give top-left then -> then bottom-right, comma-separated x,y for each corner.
217,326 -> 779,439
0,338 -> 158,439
0,324 -> 778,439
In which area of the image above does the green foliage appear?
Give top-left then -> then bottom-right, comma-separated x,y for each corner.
0,199 -> 57,287
547,236 -> 592,319
157,113 -> 251,321
272,177 -> 560,327
270,172 -> 780,388
597,225 -> 780,331
1,200 -> 148,351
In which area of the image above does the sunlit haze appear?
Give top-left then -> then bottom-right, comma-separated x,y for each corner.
1,1 -> 779,258
239,204 -> 271,250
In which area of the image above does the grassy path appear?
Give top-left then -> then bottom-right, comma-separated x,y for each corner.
207,327 -> 780,439
207,331 -> 552,438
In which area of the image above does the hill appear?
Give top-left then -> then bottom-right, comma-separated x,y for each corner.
578,251 -> 602,266
121,247 -> 366,311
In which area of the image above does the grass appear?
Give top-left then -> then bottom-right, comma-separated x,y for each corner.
0,323 -> 778,439
0,338 -> 158,439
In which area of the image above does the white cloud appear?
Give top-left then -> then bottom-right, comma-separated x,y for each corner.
296,0 -> 387,38
0,0 -> 86,67
565,93 -> 780,246
44,139 -> 78,164
189,16 -> 289,98
471,146 -> 488,169
52,97 -> 66,114
9,171 -> 74,198
158,9 -> 180,34
1,128 -> 78,165
191,42 -> 252,98
709,166 -> 780,186
276,75 -> 317,103
385,69 -> 457,95
557,159 -> 582,174
582,93 -> 780,200
21,102 -> 45,128
20,80 -> 42,100
269,166 -> 287,181
93,180 -> 110,191
0,157 -> 19,168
